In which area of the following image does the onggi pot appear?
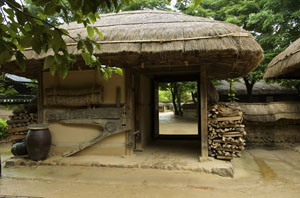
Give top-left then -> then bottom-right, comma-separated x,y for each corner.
26,124 -> 51,161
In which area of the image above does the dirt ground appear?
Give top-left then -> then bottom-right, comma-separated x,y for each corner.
159,112 -> 198,135
1,143 -> 300,198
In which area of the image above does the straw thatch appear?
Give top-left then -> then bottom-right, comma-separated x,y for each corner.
264,37 -> 300,79
216,79 -> 298,95
240,102 -> 300,122
1,10 -> 263,79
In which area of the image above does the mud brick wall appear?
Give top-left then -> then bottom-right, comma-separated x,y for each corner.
244,119 -> 300,144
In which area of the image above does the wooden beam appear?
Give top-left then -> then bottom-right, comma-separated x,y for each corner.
37,72 -> 43,124
200,66 -> 208,157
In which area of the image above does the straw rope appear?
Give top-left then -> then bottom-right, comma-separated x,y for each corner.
24,32 -> 252,51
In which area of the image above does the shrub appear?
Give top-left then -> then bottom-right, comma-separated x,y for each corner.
0,118 -> 8,137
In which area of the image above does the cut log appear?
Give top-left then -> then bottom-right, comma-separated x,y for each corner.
8,127 -> 28,133
7,119 -> 30,124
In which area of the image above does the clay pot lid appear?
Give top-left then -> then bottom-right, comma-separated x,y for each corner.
28,124 -> 49,130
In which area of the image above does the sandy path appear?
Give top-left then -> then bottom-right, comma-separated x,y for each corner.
159,112 -> 198,135
1,146 -> 300,197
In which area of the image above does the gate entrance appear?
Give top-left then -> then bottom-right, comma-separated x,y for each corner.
153,76 -> 201,139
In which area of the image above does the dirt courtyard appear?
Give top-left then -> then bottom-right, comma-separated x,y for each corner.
1,143 -> 300,198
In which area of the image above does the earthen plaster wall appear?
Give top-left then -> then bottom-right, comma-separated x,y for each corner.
42,70 -> 126,156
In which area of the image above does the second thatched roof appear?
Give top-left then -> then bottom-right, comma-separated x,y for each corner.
1,10 -> 263,79
264,37 -> 300,79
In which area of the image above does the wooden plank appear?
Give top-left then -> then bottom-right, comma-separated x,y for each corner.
62,130 -> 125,157
46,108 -> 122,121
38,72 -> 43,124
200,66 -> 208,157
8,126 -> 28,133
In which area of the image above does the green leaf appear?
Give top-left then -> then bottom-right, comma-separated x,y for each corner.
54,54 -> 63,65
81,52 -> 91,65
44,56 -> 55,70
0,51 -> 11,64
88,12 -> 96,24
57,64 -> 68,79
15,51 -> 26,71
84,40 -> 94,54
114,68 -> 123,76
44,2 -> 57,15
60,28 -> 69,35
20,36 -> 33,48
32,39 -> 42,54
77,40 -> 84,50
87,26 -> 94,38
94,27 -> 104,40
194,0 -> 202,8
50,64 -> 57,76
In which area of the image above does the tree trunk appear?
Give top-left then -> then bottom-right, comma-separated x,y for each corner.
170,84 -> 178,115
243,77 -> 255,102
191,92 -> 197,104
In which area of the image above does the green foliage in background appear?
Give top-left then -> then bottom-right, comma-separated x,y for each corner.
0,73 -> 19,95
0,118 -> 8,137
176,0 -> 300,98
121,0 -> 171,11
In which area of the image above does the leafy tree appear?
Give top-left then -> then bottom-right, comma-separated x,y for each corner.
177,0 -> 300,100
121,0 -> 171,11
159,82 -> 196,116
0,118 -> 8,138
0,0 -> 126,79
0,73 -> 18,95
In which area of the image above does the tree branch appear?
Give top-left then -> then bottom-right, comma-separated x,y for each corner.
1,0 -> 78,43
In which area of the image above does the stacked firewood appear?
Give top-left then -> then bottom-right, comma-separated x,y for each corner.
7,109 -> 37,142
208,103 -> 246,160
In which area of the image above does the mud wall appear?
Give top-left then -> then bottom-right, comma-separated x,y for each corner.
240,102 -> 300,145
139,75 -> 152,147
43,70 -> 127,156
245,120 -> 300,145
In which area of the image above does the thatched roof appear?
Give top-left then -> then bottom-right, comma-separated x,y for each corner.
1,10 -> 263,79
240,102 -> 300,122
264,37 -> 300,79
216,79 -> 298,95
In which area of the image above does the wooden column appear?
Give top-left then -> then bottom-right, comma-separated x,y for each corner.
37,72 -> 44,124
200,66 -> 208,157
125,68 -> 134,156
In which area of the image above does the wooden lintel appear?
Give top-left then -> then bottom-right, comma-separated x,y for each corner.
200,66 -> 208,157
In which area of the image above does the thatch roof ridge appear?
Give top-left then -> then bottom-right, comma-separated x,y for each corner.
62,10 -> 236,31
264,37 -> 300,79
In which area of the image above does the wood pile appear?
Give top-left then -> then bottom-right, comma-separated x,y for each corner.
7,109 -> 37,142
208,103 -> 246,160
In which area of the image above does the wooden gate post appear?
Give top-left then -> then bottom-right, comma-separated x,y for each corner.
37,72 -> 44,124
125,68 -> 134,156
200,66 -> 208,157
